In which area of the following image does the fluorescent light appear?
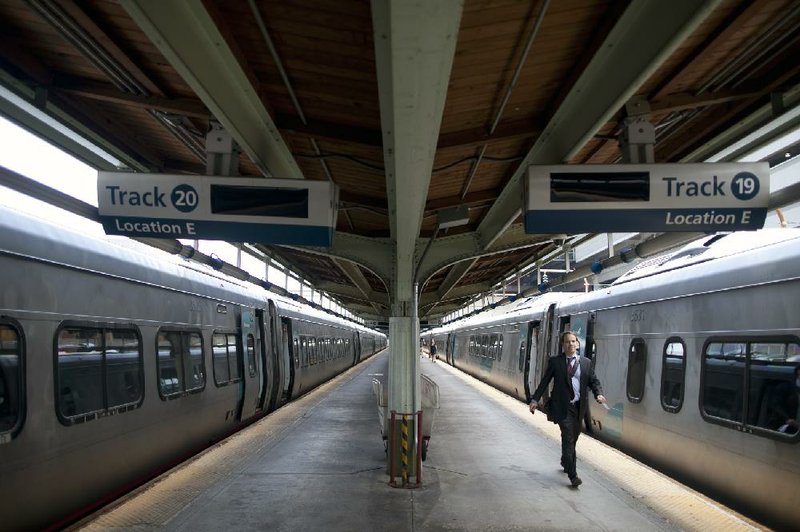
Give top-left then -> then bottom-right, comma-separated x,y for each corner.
706,104 -> 800,163
0,84 -> 123,167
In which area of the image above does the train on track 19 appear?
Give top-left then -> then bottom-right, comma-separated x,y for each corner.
423,228 -> 800,531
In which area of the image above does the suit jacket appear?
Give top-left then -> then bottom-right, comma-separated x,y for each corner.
532,354 -> 603,423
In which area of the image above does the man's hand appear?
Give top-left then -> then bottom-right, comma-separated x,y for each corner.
529,400 -> 538,414
596,394 -> 607,404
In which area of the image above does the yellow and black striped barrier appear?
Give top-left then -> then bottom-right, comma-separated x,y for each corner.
388,410 -> 423,487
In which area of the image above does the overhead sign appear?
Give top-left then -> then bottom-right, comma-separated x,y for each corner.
525,163 -> 770,233
98,172 -> 338,246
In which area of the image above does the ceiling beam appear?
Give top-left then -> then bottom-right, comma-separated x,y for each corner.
120,0 -> 303,179
53,78 -> 210,118
416,223 -> 550,284
371,0 -> 462,305
474,0 -> 722,251
419,281 -> 492,309
315,280 -> 389,308
282,232 -> 394,288
332,258 -> 387,313
650,87 -> 765,114
277,113 -> 544,151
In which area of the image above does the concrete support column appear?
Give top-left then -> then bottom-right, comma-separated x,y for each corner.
387,287 -> 420,480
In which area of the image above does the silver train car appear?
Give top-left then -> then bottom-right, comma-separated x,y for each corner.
0,207 -> 385,530
425,229 -> 800,531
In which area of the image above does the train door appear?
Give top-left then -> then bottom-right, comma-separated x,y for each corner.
281,318 -> 295,402
555,311 -> 595,360
237,308 -> 260,421
255,308 -> 271,412
533,303 -> 558,404
446,333 -> 455,365
571,312 -> 595,361
568,313 -> 587,357
264,302 -> 285,410
555,315 -> 571,354
352,332 -> 360,365
523,321 -> 540,401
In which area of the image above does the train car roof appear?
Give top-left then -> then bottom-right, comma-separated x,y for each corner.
271,295 -> 382,335
0,206 -> 382,334
560,227 -> 800,313
612,228 -> 800,286
427,291 -> 580,335
0,206 -> 268,304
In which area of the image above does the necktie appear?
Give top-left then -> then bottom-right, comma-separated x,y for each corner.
567,357 -> 577,400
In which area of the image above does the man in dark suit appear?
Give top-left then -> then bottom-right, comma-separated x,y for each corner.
529,330 -> 606,487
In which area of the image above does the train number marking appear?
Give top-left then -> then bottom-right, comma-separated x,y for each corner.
630,309 -> 645,322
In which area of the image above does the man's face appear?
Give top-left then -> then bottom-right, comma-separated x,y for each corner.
562,334 -> 578,356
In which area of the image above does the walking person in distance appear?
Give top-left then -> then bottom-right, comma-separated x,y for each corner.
529,330 -> 607,487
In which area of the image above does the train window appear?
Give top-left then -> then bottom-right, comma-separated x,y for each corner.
518,338 -> 526,372
186,333 -> 205,390
157,330 -> 205,399
0,322 -> 23,438
702,338 -> 800,439
748,342 -> 800,437
212,333 -> 242,386
57,325 -> 143,423
626,339 -> 647,403
497,336 -> 503,362
212,334 -> 230,383
247,334 -> 256,377
299,337 -> 307,367
702,342 -> 745,423
585,339 -> 596,361
660,339 -> 686,413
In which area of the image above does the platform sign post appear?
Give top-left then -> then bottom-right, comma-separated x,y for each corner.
524,163 -> 770,234
97,172 -> 338,246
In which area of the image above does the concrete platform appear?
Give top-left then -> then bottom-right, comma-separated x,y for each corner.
72,350 -> 766,531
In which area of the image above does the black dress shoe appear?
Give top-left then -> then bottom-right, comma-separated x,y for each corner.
570,476 -> 582,487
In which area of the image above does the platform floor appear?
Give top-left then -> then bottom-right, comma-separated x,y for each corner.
72,350 -> 766,531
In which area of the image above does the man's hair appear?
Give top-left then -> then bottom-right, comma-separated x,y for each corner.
560,330 -> 578,344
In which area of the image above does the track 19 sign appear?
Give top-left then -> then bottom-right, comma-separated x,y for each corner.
524,163 -> 770,233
